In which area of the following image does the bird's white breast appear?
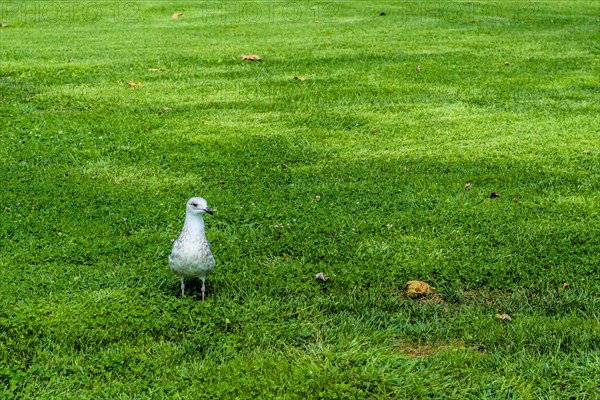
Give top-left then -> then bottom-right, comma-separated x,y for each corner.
169,227 -> 215,279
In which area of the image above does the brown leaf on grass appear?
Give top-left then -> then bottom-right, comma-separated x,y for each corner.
465,182 -> 472,190
128,81 -> 142,88
315,272 -> 329,282
490,191 -> 500,199
371,129 -> 381,134
495,313 -> 512,322
405,281 -> 433,298
171,12 -> 184,19
293,76 -> 307,81
562,282 -> 569,289
241,54 -> 262,61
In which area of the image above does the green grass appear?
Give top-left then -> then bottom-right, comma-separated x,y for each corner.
1,0 -> 599,398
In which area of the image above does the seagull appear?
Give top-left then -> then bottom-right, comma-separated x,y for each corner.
169,197 -> 215,300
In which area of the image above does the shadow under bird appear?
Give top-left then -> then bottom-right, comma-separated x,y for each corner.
168,197 -> 215,300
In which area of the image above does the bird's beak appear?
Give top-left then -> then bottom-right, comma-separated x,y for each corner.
204,207 -> 214,215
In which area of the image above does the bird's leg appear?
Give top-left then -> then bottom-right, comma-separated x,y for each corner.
201,279 -> 206,301
180,277 -> 185,297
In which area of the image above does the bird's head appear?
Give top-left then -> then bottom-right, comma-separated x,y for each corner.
186,197 -> 214,216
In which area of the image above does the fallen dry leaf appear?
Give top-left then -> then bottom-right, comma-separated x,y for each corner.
241,54 -> 262,61
562,282 -> 569,289
315,272 -> 329,282
282,163 -> 289,169
490,191 -> 500,199
504,61 -> 510,66
171,12 -> 184,19
127,81 -> 142,88
465,182 -> 472,190
416,65 -> 422,72
405,280 -> 433,298
371,129 -> 381,134
293,76 -> 307,81
495,313 -> 512,322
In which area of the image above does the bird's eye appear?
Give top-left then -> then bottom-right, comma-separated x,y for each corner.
192,203 -> 198,207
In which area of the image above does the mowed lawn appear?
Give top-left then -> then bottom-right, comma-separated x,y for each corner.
1,1 -> 598,398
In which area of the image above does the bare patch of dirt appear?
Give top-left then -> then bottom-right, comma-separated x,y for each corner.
417,293 -> 448,305
394,340 -> 479,358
